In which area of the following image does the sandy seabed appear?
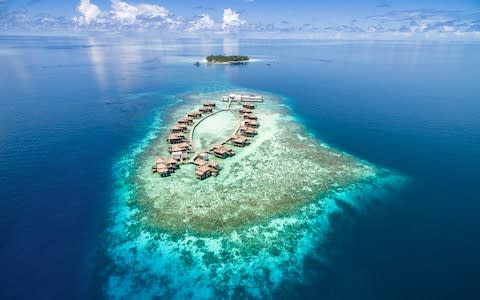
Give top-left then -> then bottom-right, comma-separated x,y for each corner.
104,90 -> 407,299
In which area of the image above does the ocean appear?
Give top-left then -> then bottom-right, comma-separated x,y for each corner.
0,36 -> 479,299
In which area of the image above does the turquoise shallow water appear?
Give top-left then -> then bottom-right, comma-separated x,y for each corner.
192,110 -> 238,151
1,36 -> 479,300
104,88 -> 407,299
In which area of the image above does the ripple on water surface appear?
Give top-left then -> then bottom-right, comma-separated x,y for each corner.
105,90 -> 407,299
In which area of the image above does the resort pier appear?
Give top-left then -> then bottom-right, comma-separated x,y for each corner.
222,94 -> 264,102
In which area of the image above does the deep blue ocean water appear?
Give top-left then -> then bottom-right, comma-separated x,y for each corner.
1,36 -> 480,299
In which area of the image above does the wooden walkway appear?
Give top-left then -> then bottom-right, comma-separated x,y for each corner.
226,99 -> 233,109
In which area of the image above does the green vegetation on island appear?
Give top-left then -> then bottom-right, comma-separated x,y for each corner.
206,55 -> 250,63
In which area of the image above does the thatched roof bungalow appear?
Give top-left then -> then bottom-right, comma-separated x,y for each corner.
156,163 -> 170,177
243,113 -> 257,120
212,145 -> 234,158
208,160 -> 220,170
203,102 -> 216,108
194,158 -> 209,166
170,124 -> 186,133
239,108 -> 252,114
178,117 -> 193,125
172,151 -> 187,161
231,135 -> 248,147
199,106 -> 213,113
242,103 -> 256,109
169,142 -> 190,153
165,158 -> 178,170
240,126 -> 257,137
195,165 -> 211,180
167,132 -> 185,144
188,111 -> 202,118
245,119 -> 259,128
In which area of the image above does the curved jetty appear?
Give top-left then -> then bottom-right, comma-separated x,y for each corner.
106,90 -> 406,299
152,96 -> 261,180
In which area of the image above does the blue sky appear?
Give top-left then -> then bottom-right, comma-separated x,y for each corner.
1,0 -> 480,39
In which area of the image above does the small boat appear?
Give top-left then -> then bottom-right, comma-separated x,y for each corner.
194,62 -> 200,67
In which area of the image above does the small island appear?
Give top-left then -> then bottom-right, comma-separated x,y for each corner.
106,89 -> 405,300
206,55 -> 249,64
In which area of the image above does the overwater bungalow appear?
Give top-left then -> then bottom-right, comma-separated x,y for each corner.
170,124 -> 186,133
203,102 -> 216,108
243,113 -> 257,120
208,160 -> 220,171
178,117 -> 194,125
170,144 -> 183,153
188,111 -> 202,118
240,126 -> 257,137
231,135 -> 248,147
172,151 -> 187,161
194,158 -> 209,166
167,132 -> 185,144
180,141 -> 191,147
169,142 -> 190,153
212,145 -> 234,159
239,108 -> 252,114
195,165 -> 211,180
199,106 -> 213,113
242,103 -> 256,109
156,163 -> 170,177
165,157 -> 178,170
194,157 -> 220,175
152,158 -> 165,172
245,119 -> 259,128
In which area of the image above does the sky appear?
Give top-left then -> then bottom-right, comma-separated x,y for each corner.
1,0 -> 480,39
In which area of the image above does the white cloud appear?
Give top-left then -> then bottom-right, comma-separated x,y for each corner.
441,25 -> 455,33
73,0 -> 101,25
110,0 -> 137,24
188,14 -> 215,32
72,0 -> 178,30
33,1 -> 480,39
222,8 -> 245,30
41,17 -> 56,24
136,3 -> 170,19
110,0 -> 169,25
